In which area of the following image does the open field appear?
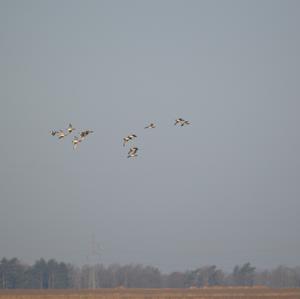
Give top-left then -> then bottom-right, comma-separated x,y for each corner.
0,288 -> 300,299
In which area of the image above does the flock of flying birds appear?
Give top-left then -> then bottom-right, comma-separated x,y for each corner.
50,124 -> 94,150
50,118 -> 190,158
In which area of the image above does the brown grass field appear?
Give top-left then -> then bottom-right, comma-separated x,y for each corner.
0,287 -> 300,299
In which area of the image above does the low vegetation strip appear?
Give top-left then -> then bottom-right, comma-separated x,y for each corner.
0,288 -> 300,299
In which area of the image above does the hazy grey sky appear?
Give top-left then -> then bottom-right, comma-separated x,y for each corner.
1,0 -> 300,272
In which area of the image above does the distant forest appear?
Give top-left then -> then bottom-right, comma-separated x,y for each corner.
0,258 -> 300,289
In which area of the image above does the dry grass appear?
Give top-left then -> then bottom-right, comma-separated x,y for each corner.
0,287 -> 300,299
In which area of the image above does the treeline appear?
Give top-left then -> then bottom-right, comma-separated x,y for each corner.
1,258 -> 300,289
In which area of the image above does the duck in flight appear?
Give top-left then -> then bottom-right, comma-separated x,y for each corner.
123,134 -> 137,146
127,147 -> 138,158
174,118 -> 190,126
80,130 -> 94,139
58,130 -> 66,139
144,123 -> 156,129
72,136 -> 82,149
67,123 -> 75,134
174,118 -> 185,126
